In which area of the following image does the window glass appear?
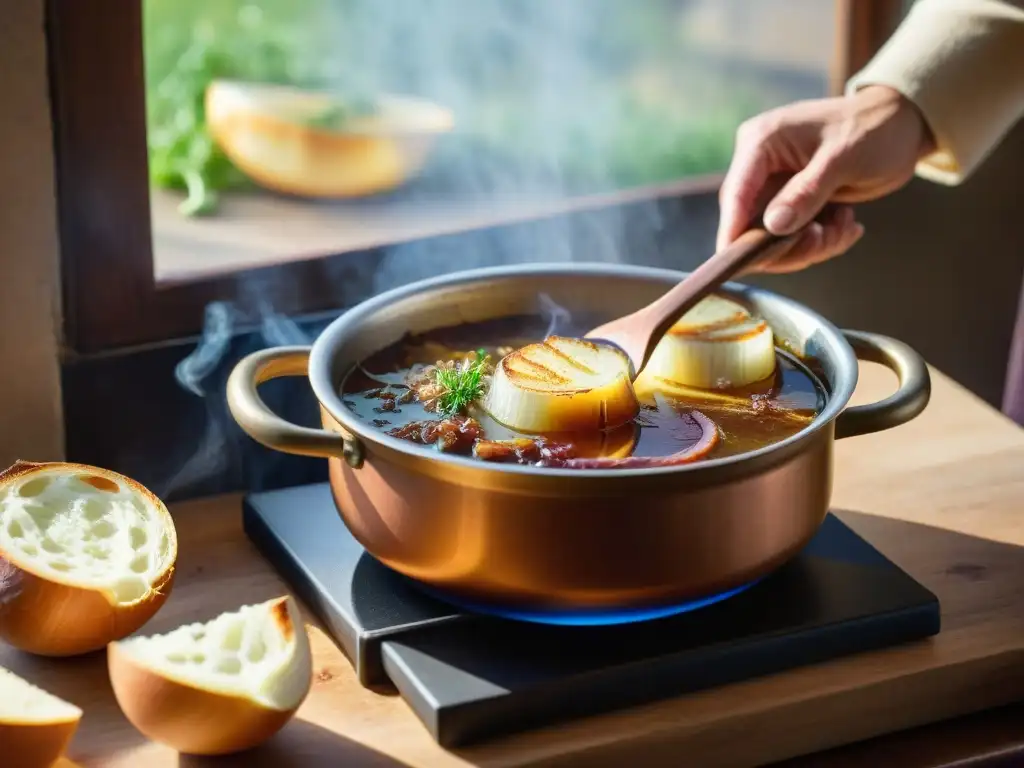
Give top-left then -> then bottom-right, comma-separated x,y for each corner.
143,0 -> 835,281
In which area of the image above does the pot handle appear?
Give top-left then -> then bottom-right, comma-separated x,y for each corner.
226,346 -> 364,468
834,330 -> 931,440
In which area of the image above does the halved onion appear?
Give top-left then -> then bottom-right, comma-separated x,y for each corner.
0,665 -> 82,768
483,336 -> 640,433
0,461 -> 178,657
108,595 -> 313,756
636,295 -> 776,391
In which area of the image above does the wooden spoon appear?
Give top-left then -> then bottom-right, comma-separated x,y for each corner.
584,227 -> 802,377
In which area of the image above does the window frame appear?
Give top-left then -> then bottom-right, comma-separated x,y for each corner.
47,0 -> 902,354
832,0 -> 906,95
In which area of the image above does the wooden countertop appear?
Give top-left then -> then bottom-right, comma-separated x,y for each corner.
149,176 -> 722,284
5,362 -> 1024,767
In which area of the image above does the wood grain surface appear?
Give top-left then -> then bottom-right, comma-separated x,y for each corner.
149,176 -> 723,283
4,362 -> 1024,767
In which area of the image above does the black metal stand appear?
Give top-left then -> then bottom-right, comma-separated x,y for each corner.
243,483 -> 940,748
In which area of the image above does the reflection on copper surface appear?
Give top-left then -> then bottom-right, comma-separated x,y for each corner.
325,406 -> 833,612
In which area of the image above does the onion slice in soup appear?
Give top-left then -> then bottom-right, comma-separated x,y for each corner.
558,410 -> 719,469
636,295 -> 776,391
472,410 -> 719,469
483,336 -> 640,433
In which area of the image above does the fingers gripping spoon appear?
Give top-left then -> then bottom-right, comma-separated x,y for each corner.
584,228 -> 801,378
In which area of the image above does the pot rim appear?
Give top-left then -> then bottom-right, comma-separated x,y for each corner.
308,263 -> 858,478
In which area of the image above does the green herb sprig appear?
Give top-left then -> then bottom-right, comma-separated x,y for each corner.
434,351 -> 489,417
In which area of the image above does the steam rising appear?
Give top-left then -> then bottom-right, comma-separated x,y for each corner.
168,304 -> 241,498
539,293 -> 572,338
163,286 -> 579,499
176,302 -> 234,397
154,0 -> 831,497
167,302 -> 316,499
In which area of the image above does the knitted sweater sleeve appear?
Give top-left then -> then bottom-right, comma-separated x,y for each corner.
847,0 -> 1024,185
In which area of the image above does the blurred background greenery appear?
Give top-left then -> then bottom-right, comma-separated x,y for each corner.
143,0 -> 830,214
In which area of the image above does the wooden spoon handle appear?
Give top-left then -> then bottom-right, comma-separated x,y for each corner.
641,227 -> 802,344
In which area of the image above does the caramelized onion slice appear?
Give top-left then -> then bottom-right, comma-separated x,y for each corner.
472,411 -> 719,469
388,415 -> 483,453
483,336 -> 639,433
473,438 -> 574,464
634,373 -> 778,408
559,410 -> 719,469
636,295 -> 776,391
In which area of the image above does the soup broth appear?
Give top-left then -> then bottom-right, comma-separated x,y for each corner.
340,312 -> 826,468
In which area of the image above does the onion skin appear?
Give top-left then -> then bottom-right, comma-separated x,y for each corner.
0,719 -> 80,768
0,666 -> 83,768
107,596 -> 313,756
0,556 -> 175,657
0,461 -> 176,657
108,642 -> 301,756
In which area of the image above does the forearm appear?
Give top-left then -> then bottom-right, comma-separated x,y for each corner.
847,0 -> 1024,185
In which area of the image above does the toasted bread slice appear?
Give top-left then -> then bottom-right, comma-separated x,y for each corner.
205,80 -> 453,198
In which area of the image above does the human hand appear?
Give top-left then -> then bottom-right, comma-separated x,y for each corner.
717,85 -> 935,273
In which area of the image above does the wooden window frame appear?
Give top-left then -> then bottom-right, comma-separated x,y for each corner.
47,0 -> 902,354
832,0 -> 906,95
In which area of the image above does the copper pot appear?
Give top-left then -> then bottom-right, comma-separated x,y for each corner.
226,264 -> 930,619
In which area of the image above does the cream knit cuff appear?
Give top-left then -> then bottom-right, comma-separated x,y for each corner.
847,0 -> 1024,186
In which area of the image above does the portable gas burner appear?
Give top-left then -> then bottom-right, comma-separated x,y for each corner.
243,483 -> 940,748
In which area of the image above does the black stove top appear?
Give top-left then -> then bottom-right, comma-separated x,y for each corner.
242,483 -> 940,748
